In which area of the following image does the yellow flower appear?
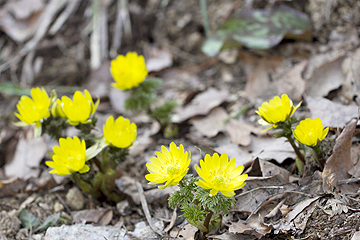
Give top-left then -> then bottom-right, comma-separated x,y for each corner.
145,142 -> 191,189
293,118 -> 329,147
195,153 -> 247,197
14,87 -> 51,136
51,99 -> 66,118
110,52 -> 148,90
46,136 -> 90,176
103,116 -> 137,148
15,87 -> 51,125
61,90 -> 99,125
256,94 -> 301,131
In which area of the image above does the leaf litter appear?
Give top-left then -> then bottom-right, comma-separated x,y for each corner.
1,0 -> 360,239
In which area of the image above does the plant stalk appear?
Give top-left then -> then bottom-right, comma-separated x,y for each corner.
286,135 -> 305,164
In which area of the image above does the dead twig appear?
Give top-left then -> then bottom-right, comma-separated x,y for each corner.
164,207 -> 177,232
135,181 -> 164,237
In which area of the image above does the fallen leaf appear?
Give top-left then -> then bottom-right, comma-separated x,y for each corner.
276,60 -> 307,102
341,47 -> 360,101
72,208 -> 112,225
352,231 -> 360,240
306,96 -> 359,128
129,128 -> 154,156
172,88 -> 230,123
305,55 -> 346,97
243,54 -> 285,103
85,61 -> 112,99
215,136 -> 296,167
322,119 -> 359,193
145,46 -> 173,72
0,0 -> 45,42
249,158 -> 290,180
285,196 -> 320,222
235,174 -> 295,214
189,107 -> 228,138
4,133 -> 47,180
225,119 -> 257,146
108,87 -> 131,114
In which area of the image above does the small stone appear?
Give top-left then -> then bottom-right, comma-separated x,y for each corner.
53,201 -> 64,212
65,187 -> 85,210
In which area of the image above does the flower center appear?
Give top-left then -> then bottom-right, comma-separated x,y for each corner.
167,165 -> 178,175
214,175 -> 225,186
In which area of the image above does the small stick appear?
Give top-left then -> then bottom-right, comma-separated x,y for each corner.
135,181 -> 164,236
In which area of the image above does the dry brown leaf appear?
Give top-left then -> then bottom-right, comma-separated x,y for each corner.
4,134 -> 47,180
216,136 -> 296,167
341,47 -> 360,101
306,96 -> 359,128
351,231 -> 360,240
172,88 -> 230,123
235,174 -> 295,214
0,0 -> 45,42
305,55 -> 346,97
208,232 -> 256,240
245,158 -> 290,180
225,119 -> 256,147
277,60 -> 307,102
189,107 -> 228,138
348,143 -> 360,177
85,61 -> 112,99
72,208 -> 112,225
285,196 -> 320,223
242,52 -> 285,103
322,119 -> 359,193
108,87 -> 132,114
144,45 -> 173,72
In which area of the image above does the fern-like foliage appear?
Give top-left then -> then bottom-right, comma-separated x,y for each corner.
194,187 -> 235,215
151,100 -> 178,125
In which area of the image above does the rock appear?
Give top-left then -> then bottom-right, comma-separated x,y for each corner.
45,224 -> 130,240
65,187 -> 85,210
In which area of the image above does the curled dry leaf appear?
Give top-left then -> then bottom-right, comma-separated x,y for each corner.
0,0 -> 45,42
341,47 -> 360,102
306,96 -> 359,128
4,134 -> 47,180
225,119 -> 257,147
322,119 -> 359,193
189,107 -> 228,138
216,136 -> 296,167
305,55 -> 346,98
172,88 -> 230,123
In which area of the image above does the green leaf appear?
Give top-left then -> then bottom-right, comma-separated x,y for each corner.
18,209 -> 39,230
202,4 -> 311,56
35,213 -> 60,232
0,83 -> 30,96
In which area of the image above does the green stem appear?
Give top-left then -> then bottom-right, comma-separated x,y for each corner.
312,145 -> 325,169
199,0 -> 210,37
286,135 -> 305,164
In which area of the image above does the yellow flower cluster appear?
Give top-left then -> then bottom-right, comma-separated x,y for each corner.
195,153 -> 247,197
145,142 -> 191,189
256,94 -> 301,131
293,118 -> 329,147
14,87 -> 51,136
60,90 -> 99,125
46,137 -> 90,175
103,116 -> 137,148
110,52 -> 148,90
145,143 -> 247,197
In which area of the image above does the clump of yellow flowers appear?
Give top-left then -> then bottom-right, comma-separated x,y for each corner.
256,94 -> 329,172
145,142 -> 247,235
14,87 -> 137,202
110,52 -> 178,138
